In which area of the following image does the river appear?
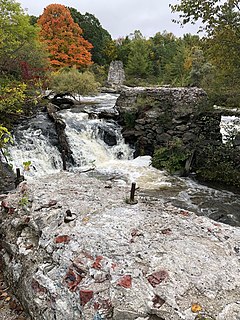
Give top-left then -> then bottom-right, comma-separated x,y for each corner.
7,93 -> 240,227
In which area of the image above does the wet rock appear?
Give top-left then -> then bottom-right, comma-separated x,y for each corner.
98,126 -> 117,146
0,162 -> 15,193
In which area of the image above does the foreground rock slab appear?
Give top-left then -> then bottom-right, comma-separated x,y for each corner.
0,172 -> 240,320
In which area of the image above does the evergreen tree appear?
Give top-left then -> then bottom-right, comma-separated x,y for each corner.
126,31 -> 151,78
69,7 -> 112,66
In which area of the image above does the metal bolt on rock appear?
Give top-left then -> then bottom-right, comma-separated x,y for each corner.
126,182 -> 138,205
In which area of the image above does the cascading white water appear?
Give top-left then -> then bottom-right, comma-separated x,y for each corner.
59,110 -> 133,168
220,115 -> 240,143
8,114 -> 63,178
7,93 -> 240,226
59,95 -> 173,190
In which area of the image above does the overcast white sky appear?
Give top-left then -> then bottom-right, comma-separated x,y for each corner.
17,0 -> 200,39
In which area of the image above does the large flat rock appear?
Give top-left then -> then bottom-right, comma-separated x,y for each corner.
0,172 -> 240,320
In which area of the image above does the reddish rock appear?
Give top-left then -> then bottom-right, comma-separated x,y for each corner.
117,275 -> 132,288
152,295 -> 165,308
31,279 -> 47,295
8,207 -> 15,214
147,270 -> 169,287
1,200 -> 15,214
94,298 -> 112,311
64,269 -> 83,291
54,235 -> 71,244
1,200 -> 8,208
92,256 -> 103,269
111,262 -> 117,270
79,290 -> 94,306
24,216 -> 31,223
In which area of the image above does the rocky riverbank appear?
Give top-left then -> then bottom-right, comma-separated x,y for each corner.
0,171 -> 240,320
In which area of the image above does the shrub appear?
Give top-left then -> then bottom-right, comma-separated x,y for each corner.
152,139 -> 190,175
0,81 -> 27,114
49,68 -> 100,97
194,144 -> 240,188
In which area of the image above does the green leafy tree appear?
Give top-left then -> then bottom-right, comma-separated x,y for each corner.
115,36 -> 131,66
170,0 -> 240,36
170,0 -> 240,106
69,7 -> 112,66
0,0 -> 37,73
126,30 -> 152,78
149,31 -> 179,79
0,125 -> 12,149
29,14 -> 38,25
148,32 -> 202,86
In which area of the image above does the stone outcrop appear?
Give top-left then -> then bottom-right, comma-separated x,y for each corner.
107,61 -> 125,86
1,172 -> 240,320
46,103 -> 73,166
0,161 -> 15,193
115,86 -> 240,187
115,86 -> 221,157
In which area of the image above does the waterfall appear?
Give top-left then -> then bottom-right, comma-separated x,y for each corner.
8,113 -> 62,178
7,93 -> 240,227
59,110 -> 133,168
220,115 -> 240,144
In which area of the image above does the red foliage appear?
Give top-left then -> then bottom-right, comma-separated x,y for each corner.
37,4 -> 93,69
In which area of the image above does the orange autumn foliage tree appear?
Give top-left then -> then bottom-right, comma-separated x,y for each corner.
37,4 -> 93,69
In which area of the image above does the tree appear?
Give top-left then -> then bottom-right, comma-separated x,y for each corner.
115,36 -> 131,66
69,8 -> 112,66
38,4 -> 93,69
126,31 -> 152,78
170,0 -> 240,37
0,0 -> 36,74
182,47 -> 213,88
171,0 -> 240,106
149,31 -> 180,80
0,0 -> 48,129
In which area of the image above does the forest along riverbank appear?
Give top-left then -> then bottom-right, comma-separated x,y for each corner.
6,93 -> 240,227
0,171 -> 240,320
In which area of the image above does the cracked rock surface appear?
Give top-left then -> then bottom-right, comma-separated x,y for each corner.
0,171 -> 240,320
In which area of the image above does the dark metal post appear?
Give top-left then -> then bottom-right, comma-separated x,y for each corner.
15,168 -> 24,187
16,168 -> 21,179
62,150 -> 67,171
130,182 -> 136,202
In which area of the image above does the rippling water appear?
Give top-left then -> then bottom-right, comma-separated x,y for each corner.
8,93 -> 240,227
